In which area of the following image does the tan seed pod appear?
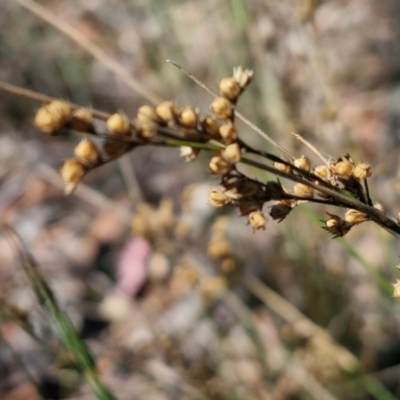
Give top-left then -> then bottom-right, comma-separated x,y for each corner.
314,165 -> 329,180
219,121 -> 238,144
34,100 -> 72,134
107,112 -> 130,135
209,156 -> 233,175
221,143 -> 241,164
59,159 -> 86,195
180,146 -> 199,162
209,189 -> 230,207
248,210 -> 267,231
201,116 -> 220,137
344,209 -> 368,224
219,77 -> 242,102
211,97 -> 233,120
137,105 -> 159,134
74,139 -> 101,166
70,108 -> 94,132
353,162 -> 372,181
156,101 -> 178,124
179,106 -> 198,128
293,182 -> 314,198
331,160 -> 354,180
274,161 -> 292,174
294,155 -> 311,172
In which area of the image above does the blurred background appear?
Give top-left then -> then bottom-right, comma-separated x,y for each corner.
2,0 -> 400,399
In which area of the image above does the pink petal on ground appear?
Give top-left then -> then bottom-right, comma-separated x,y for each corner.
116,237 -> 151,296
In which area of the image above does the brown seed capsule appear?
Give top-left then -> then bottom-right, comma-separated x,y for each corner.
201,116 -> 220,137
233,67 -> 254,89
209,156 -> 233,175
156,101 -> 178,124
221,143 -> 241,164
293,183 -> 314,198
180,146 -> 199,162
248,210 -> 267,231
219,77 -> 242,102
239,200 -> 259,216
179,106 -> 198,128
270,202 -> 292,222
322,213 -> 353,238
219,121 -> 238,144
209,189 -> 230,207
211,97 -> 233,120
274,161 -> 292,174
71,108 -> 94,133
265,181 -> 285,200
107,112 -> 130,135
294,155 -> 311,172
344,209 -> 368,224
353,162 -> 372,181
59,159 -> 86,195
34,100 -> 72,134
74,139 -> 101,166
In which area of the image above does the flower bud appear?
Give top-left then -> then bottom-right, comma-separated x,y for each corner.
221,143 -> 241,164
107,112 -> 130,135
353,162 -> 372,181
344,209 -> 368,224
156,101 -> 178,124
209,189 -> 230,207
211,97 -> 233,120
74,139 -> 101,166
293,183 -> 314,198
209,156 -> 233,175
331,159 -> 354,180
34,100 -> 72,134
60,159 -> 86,195
294,155 -> 311,172
71,108 -> 94,133
219,121 -> 238,144
179,106 -> 198,128
248,210 -> 267,231
219,77 -> 242,102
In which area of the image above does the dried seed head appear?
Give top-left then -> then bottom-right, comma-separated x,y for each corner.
209,156 -> 233,175
137,105 -> 159,136
314,165 -> 329,180
59,159 -> 86,195
201,116 -> 220,137
270,202 -> 292,222
219,77 -> 242,102
344,209 -> 368,224
233,66 -> 254,89
238,181 -> 260,197
274,161 -> 292,174
180,146 -> 199,162
156,101 -> 178,124
293,182 -> 314,198
71,107 -> 94,132
322,213 -> 353,238
239,200 -> 259,216
265,181 -> 285,200
331,159 -> 354,180
208,189 -> 230,207
211,97 -> 233,120
107,112 -> 130,135
294,156 -> 311,172
353,162 -> 372,181
221,143 -> 241,164
393,280 -> 400,300
74,139 -> 101,166
179,106 -> 198,128
248,210 -> 267,231
34,100 -> 72,134
219,121 -> 238,144
224,187 -> 243,200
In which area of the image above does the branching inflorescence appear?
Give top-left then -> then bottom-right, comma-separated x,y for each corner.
8,66 -> 400,238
